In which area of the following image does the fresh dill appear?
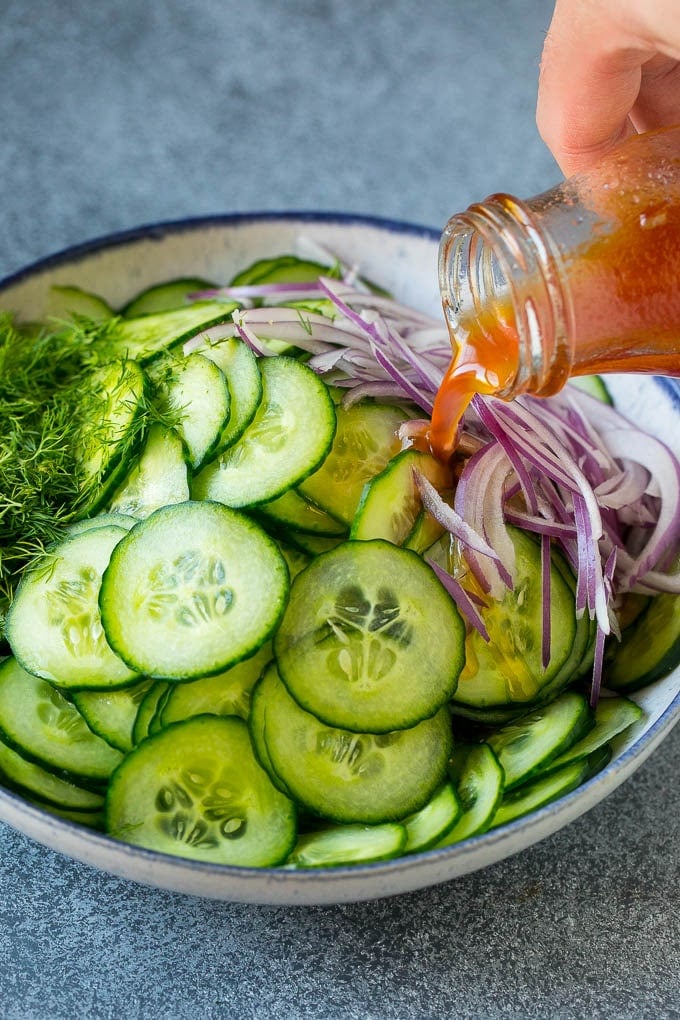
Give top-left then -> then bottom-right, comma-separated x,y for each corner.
0,313 -> 176,612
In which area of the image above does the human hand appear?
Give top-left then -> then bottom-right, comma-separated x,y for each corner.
536,0 -> 680,176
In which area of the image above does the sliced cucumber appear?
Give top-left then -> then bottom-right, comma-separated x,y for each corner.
402,782 -> 461,853
298,401 -> 405,525
256,488 -> 347,537
350,449 -> 451,545
74,359 -> 148,513
192,357 -> 336,507
568,375 -> 613,404
485,691 -> 593,790
274,540 -> 465,732
67,513 -> 138,537
490,747 -> 611,828
72,676 -> 156,753
148,352 -> 230,470
132,681 -> 170,745
435,743 -> 505,846
229,255 -> 331,288
108,424 -> 190,519
5,525 -> 138,690
100,502 -> 289,680
0,736 -> 106,812
105,302 -> 238,363
287,822 -> 407,868
452,528 -> 578,710
605,589 -> 680,691
121,277 -> 217,317
159,642 -> 272,726
185,335 -> 262,452
106,715 -> 296,866
46,285 -> 114,323
252,663 -> 453,824
548,695 -> 643,771
0,658 -> 123,785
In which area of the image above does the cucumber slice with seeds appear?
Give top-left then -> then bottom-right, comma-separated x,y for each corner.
274,540 -> 465,732
192,357 -> 336,508
100,501 -> 289,680
0,658 -> 123,785
5,525 -> 138,690
253,663 -> 453,824
298,401 -> 405,525
106,714 -> 296,866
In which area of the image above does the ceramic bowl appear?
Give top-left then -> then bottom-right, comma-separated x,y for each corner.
0,212 -> 678,905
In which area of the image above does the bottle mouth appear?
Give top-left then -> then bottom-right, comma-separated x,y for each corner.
438,194 -> 572,398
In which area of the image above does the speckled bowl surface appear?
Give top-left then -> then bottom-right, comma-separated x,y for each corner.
0,212 -> 678,905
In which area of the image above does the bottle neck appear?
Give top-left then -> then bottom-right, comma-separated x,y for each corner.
438,193 -> 574,399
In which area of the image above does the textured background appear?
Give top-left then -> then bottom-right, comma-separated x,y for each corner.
1,1 -> 679,1017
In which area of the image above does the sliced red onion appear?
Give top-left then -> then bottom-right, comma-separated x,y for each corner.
427,558 -> 490,640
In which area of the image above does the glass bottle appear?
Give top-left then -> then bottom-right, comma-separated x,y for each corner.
431,125 -> 680,459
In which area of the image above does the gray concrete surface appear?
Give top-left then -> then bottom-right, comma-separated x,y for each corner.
0,1 -> 678,1017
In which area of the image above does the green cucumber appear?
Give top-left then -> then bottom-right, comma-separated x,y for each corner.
5,525 -> 139,690
72,676 -> 156,753
298,401 -> 405,525
491,747 -> 611,828
274,540 -> 465,732
350,449 -> 451,545
106,714 -> 296,866
452,528 -> 579,710
0,658 -> 122,785
105,302 -> 238,363
99,501 -> 289,680
251,663 -> 453,825
46,285 -> 114,324
485,691 -> 593,790
287,822 -> 407,868
148,352 -> 230,470
185,334 -> 262,452
436,743 -> 505,846
605,589 -> 680,691
121,278 -> 217,317
108,424 -> 190,519
192,357 -> 336,507
402,782 -> 461,853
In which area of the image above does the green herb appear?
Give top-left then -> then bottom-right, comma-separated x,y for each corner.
0,313 -> 175,614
